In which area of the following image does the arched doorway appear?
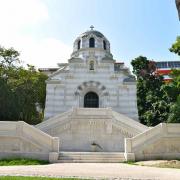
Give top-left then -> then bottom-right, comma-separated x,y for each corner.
84,92 -> 99,108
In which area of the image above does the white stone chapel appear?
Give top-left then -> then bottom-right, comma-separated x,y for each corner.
36,27 -> 149,154
43,26 -> 138,121
0,27 -> 179,163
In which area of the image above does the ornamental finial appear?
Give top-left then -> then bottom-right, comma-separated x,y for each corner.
90,25 -> 94,30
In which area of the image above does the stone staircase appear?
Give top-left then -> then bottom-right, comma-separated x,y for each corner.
36,108 -> 148,156
37,108 -> 148,137
58,152 -> 126,163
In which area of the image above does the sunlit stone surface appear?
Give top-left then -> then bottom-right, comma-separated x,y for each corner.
43,27 -> 138,121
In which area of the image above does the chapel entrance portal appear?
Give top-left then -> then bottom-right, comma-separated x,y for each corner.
84,92 -> 99,108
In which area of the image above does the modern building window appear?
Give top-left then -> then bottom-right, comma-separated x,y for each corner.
156,61 -> 180,69
78,40 -> 81,50
103,40 -> 106,50
89,38 -> 95,48
89,61 -> 94,70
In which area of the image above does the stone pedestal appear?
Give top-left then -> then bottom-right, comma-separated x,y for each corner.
49,152 -> 59,163
124,153 -> 135,161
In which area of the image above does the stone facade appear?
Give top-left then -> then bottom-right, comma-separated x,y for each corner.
0,118 -> 180,162
1,28 -> 179,162
37,108 -> 147,152
44,28 -> 138,121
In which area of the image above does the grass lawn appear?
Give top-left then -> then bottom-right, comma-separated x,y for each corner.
0,159 -> 49,166
0,177 -> 83,180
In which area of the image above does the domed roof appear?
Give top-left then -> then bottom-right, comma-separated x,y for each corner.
76,26 -> 108,40
71,26 -> 112,59
78,30 -> 105,39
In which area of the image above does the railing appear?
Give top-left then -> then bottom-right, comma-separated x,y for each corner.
0,121 -> 59,153
36,108 -> 73,130
112,111 -> 148,133
125,123 -> 180,154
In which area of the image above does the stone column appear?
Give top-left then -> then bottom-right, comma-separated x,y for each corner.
124,138 -> 135,161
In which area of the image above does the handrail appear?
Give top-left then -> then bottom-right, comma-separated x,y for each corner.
125,123 -> 180,153
0,121 -> 59,153
36,108 -> 73,129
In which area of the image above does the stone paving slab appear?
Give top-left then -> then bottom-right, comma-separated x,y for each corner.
0,163 -> 180,180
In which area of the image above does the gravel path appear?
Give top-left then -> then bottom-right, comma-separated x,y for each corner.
0,163 -> 180,180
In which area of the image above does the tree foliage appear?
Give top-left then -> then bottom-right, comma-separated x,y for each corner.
163,69 -> 180,123
163,70 -> 180,102
131,35 -> 180,125
169,36 -> 180,56
167,95 -> 180,123
166,36 -> 180,123
131,56 -> 169,126
0,46 -> 48,124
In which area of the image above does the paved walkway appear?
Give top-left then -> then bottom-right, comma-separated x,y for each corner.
0,163 -> 180,180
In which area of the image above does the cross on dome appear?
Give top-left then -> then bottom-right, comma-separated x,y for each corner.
90,25 -> 94,30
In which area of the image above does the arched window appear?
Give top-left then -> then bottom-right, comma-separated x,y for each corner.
103,40 -> 106,50
78,40 -> 81,50
89,37 -> 95,48
89,61 -> 94,70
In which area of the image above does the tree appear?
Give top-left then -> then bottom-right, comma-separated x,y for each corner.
167,95 -> 180,123
0,46 -> 21,120
163,69 -> 180,123
131,56 -> 169,126
166,35 -> 180,123
169,36 -> 180,56
0,46 -> 48,124
163,69 -> 180,102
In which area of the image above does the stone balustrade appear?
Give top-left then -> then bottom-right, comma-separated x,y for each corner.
0,121 -> 59,162
124,123 -> 180,161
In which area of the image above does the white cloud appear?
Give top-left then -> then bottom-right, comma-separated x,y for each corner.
0,0 -> 49,32
20,37 -> 71,68
0,0 -> 71,68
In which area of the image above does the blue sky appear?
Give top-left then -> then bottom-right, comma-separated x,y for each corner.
0,0 -> 179,68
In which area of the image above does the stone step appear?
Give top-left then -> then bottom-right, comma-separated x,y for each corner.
57,159 -> 124,163
58,152 -> 125,163
72,115 -> 112,119
59,151 -> 124,156
59,156 -> 125,160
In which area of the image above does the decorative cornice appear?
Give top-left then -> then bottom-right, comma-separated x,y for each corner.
68,57 -> 83,63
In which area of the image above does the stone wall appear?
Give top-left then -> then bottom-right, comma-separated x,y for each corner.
0,121 -> 59,162
44,61 -> 138,121
0,120 -> 180,162
37,108 -> 147,152
125,123 -> 180,161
